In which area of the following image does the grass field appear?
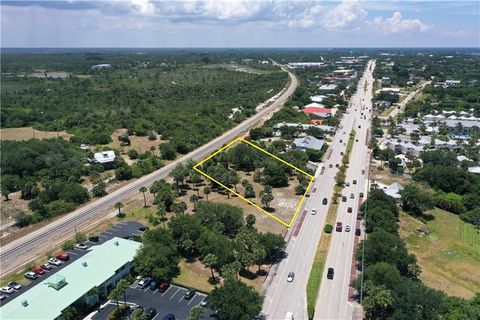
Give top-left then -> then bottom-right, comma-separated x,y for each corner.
400,208 -> 480,298
0,127 -> 72,141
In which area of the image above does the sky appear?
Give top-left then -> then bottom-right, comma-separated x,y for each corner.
1,0 -> 479,48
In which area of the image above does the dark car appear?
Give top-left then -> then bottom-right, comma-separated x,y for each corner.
335,163 -> 340,168
158,281 -> 170,292
359,192 -> 364,198
56,252 -> 70,261
355,228 -> 361,236
336,222 -> 343,232
342,196 -> 347,202
150,279 -> 158,290
327,267 -> 334,280
347,207 -> 352,213
329,164 -> 333,168
162,314 -> 175,320
322,198 -> 328,205
353,180 -> 357,185
357,214 -> 363,220
184,288 -> 196,300
32,266 -> 46,275
146,308 -> 157,319
88,236 -> 100,242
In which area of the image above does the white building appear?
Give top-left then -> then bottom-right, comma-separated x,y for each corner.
93,150 -> 116,166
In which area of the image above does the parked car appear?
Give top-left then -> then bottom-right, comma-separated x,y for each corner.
336,222 -> 343,232
357,214 -> 363,221
0,287 -> 14,294
158,281 -> 170,292
138,277 -> 151,289
88,235 -> 100,242
345,225 -> 351,232
200,296 -> 209,307
56,252 -> 70,261
322,198 -> 328,205
146,308 -> 157,319
75,243 -> 88,250
347,207 -> 352,213
0,294 -> 6,301
150,279 -> 158,290
287,272 -> 295,282
311,208 -> 317,215
41,263 -> 52,271
8,282 -> 21,290
32,266 -> 46,275
184,288 -> 196,300
162,314 -> 175,320
342,196 -> 347,202
48,257 -> 63,266
327,267 -> 335,280
355,228 -> 361,236
24,272 -> 38,280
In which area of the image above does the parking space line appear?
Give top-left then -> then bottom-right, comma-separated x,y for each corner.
169,288 -> 181,300
110,227 -> 122,231
143,287 -> 149,292
152,289 -> 158,295
131,233 -> 142,236
179,296 -> 184,302
187,294 -> 197,305
98,235 -> 108,238
103,231 -> 113,235
118,221 -> 128,226
67,251 -> 78,256
161,286 -> 172,296
152,314 -> 159,320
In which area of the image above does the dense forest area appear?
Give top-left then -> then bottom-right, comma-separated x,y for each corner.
1,51 -> 288,148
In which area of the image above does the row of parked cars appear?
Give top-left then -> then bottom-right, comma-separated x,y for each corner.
24,252 -> 70,280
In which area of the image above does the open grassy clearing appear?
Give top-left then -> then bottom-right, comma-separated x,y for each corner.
399,208 -> 480,298
0,127 -> 72,141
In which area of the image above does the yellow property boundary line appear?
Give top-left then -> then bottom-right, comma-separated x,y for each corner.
193,137 -> 315,228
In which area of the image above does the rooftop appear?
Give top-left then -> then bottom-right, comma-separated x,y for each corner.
293,136 -> 325,151
93,150 -> 116,164
0,237 -> 142,320
318,84 -> 337,91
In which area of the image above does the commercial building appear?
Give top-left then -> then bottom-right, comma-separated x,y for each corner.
0,238 -> 141,320
302,104 -> 332,118
318,84 -> 338,92
93,150 -> 116,167
292,136 -> 325,151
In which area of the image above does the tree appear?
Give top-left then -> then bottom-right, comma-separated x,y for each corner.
108,287 -> 122,313
139,186 -> 147,207
149,181 -> 161,201
246,214 -> 256,228
244,183 -> 255,199
263,159 -> 289,187
61,306 -> 78,320
364,283 -> 395,319
400,184 -> 434,216
92,182 -> 107,197
114,202 -> 124,216
188,305 -> 205,320
203,186 -> 211,201
171,163 -> 188,189
116,279 -> 129,307
260,191 -> 274,209
172,201 -> 187,215
190,172 -> 202,196
159,142 -> 176,160
196,201 -> 244,237
203,253 -> 218,280
131,308 -> 148,320
196,230 -> 234,267
209,279 -> 263,320
190,194 -> 199,211
156,202 -> 168,227
169,214 -> 203,256
235,227 -> 264,271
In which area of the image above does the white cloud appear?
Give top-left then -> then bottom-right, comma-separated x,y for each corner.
440,29 -> 475,39
287,4 -> 323,29
323,0 -> 367,31
368,11 -> 431,35
126,0 -> 156,16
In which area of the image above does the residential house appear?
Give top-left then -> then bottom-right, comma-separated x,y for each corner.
292,136 -> 325,151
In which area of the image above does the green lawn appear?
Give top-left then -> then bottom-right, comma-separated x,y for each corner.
400,208 -> 480,298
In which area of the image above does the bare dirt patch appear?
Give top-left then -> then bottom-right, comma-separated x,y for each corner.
106,129 -> 168,156
0,191 -> 29,227
0,127 -> 72,141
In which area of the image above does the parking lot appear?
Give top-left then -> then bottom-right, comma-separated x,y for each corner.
0,221 -> 146,306
92,280 -> 215,320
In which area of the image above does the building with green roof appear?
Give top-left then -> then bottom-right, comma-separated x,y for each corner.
0,237 -> 142,320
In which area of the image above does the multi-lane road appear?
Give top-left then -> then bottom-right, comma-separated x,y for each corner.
0,62 -> 297,277
262,60 -> 375,320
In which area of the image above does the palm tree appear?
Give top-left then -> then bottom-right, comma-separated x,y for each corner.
117,279 -> 129,307
203,187 -> 211,201
108,287 -> 122,312
87,286 -> 99,305
203,253 -> 218,280
139,186 -> 147,207
114,202 -> 124,215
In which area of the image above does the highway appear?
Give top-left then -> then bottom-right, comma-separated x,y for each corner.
0,62 -> 297,277
314,60 -> 376,319
262,60 -> 375,320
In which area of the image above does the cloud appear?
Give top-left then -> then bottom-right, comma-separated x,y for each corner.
440,30 -> 475,39
323,0 -> 367,31
368,11 -> 431,34
127,0 -> 156,16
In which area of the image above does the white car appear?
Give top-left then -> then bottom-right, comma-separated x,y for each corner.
8,282 -> 22,290
0,287 -> 14,294
0,294 -> 6,300
311,208 -> 317,215
75,243 -> 88,250
287,272 -> 295,282
345,225 -> 351,232
48,258 -> 63,266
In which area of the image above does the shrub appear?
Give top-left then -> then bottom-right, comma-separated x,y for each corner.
62,239 -> 75,251
324,224 -> 333,233
128,149 -> 139,160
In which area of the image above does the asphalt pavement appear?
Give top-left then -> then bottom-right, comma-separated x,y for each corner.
261,60 -> 376,320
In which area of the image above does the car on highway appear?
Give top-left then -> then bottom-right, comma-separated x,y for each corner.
285,312 -> 294,320
24,272 -> 38,280
335,164 -> 340,168
361,169 -> 365,175
329,164 -> 333,168
350,193 -> 355,199
327,267 -> 335,280
184,288 -> 196,300
56,252 -> 70,261
353,180 -> 357,184
347,207 -> 352,213
8,282 -> 21,290
359,192 -> 364,198
138,277 -> 151,289
158,281 -> 170,292
357,214 -> 363,220
336,222 -> 343,232
32,266 -> 46,275
342,196 -> 347,202
75,243 -> 88,250
339,139 -> 342,143
41,263 -> 52,271
346,182 -> 350,186
322,198 -> 328,205
48,257 -> 63,266
358,125 -> 361,128
162,314 -> 176,320
0,286 -> 14,294
345,225 -> 351,232
146,307 -> 157,319
340,151 -> 344,155
311,208 -> 317,215
287,272 -> 295,282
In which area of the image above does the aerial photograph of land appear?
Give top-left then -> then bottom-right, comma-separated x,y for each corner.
0,1 -> 479,320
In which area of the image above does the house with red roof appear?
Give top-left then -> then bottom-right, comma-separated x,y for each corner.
302,103 -> 332,118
